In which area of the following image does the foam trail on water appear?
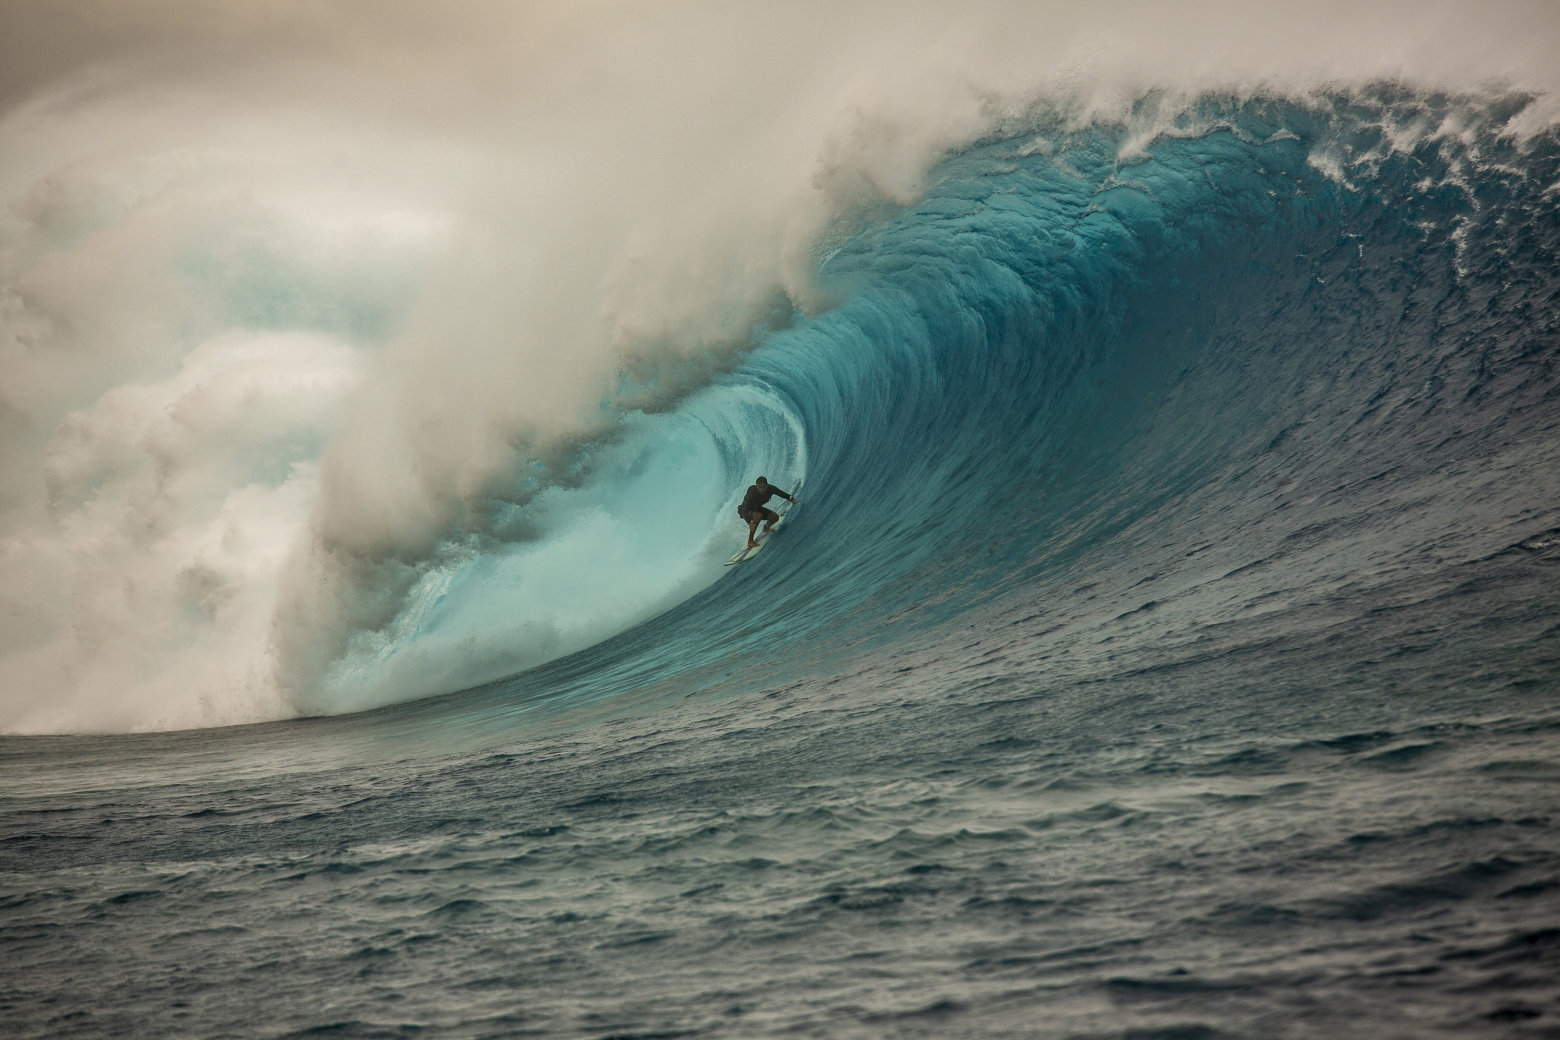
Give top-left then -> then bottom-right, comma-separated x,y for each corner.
0,1 -> 1556,732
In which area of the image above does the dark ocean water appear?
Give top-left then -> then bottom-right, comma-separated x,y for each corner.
4,89 -> 1560,1038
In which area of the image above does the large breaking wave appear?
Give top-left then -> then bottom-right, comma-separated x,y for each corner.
327,88 -> 1560,732
415,87 -> 1560,735
2,3 -> 1558,733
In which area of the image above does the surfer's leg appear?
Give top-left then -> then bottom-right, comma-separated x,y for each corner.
760,508 -> 779,533
746,512 -> 760,547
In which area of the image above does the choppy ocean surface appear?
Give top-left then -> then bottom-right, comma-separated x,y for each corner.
5,89 -> 1560,1038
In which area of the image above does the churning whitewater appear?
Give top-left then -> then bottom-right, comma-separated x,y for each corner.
3,3 -> 1560,1038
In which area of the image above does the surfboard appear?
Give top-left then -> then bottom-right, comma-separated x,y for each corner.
724,482 -> 802,566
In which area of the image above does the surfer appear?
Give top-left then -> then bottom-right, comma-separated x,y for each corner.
739,476 -> 796,548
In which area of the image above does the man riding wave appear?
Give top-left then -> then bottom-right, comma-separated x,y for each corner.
738,476 -> 796,548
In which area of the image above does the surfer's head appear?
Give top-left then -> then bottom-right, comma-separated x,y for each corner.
756,476 -> 768,486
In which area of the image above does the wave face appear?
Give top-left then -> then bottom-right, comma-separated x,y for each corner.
401,88 -> 1560,731
4,83 -> 1560,1040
